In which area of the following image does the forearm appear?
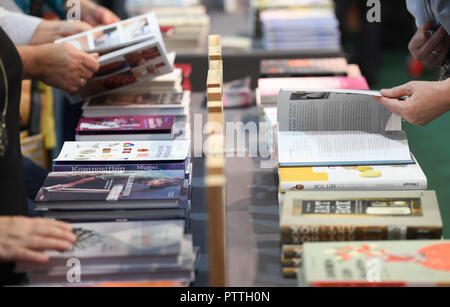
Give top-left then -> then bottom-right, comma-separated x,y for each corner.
17,46 -> 42,79
438,78 -> 450,112
29,21 -> 62,45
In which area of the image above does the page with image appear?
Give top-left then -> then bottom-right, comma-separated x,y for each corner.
277,89 -> 402,132
55,13 -> 158,54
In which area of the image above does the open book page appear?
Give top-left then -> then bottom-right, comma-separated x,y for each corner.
55,14 -> 158,54
277,89 -> 402,132
278,131 -> 413,166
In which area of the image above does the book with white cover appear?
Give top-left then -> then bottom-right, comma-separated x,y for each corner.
277,89 -> 413,167
54,140 -> 190,163
278,159 -> 428,192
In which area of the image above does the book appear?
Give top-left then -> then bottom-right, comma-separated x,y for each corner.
75,115 -> 175,141
300,240 -> 450,287
59,14 -> 174,103
35,170 -> 185,210
54,140 -> 190,164
280,191 -> 443,244
278,161 -> 427,193
55,14 -> 158,54
256,76 -> 369,105
277,89 -> 413,167
82,91 -> 190,118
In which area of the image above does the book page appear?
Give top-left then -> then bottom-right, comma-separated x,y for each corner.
277,89 -> 402,132
278,131 -> 413,166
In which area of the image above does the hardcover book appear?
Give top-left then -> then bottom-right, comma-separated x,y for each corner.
277,89 -> 413,167
301,240 -> 450,286
76,115 -> 175,141
280,191 -> 443,243
278,162 -> 427,193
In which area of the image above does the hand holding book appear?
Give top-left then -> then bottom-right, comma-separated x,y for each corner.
375,80 -> 450,126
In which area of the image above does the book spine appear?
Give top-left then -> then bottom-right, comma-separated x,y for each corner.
282,268 -> 298,279
280,226 -> 442,244
279,179 -> 428,193
281,257 -> 302,268
282,245 -> 303,259
52,163 -> 187,172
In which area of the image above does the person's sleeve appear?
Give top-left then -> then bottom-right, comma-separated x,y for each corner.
406,0 -> 429,28
45,0 -> 67,19
0,7 -> 43,45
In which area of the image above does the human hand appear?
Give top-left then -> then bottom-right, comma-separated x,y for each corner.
80,0 -> 120,26
374,80 -> 450,126
408,22 -> 450,66
0,217 -> 76,264
29,20 -> 92,45
35,43 -> 99,92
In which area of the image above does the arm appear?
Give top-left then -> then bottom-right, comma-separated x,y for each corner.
374,80 -> 450,126
60,0 -> 120,26
18,43 -> 99,92
29,20 -> 92,45
0,217 -> 76,264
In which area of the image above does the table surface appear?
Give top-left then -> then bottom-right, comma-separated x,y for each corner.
189,92 -> 296,287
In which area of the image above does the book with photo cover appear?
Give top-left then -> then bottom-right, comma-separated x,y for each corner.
82,91 -> 190,118
280,190 -> 443,244
300,240 -> 450,287
54,140 -> 190,164
277,89 -> 414,167
35,170 -> 185,206
75,115 -> 175,141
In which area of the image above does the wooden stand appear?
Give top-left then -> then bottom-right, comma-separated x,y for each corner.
205,35 -> 227,287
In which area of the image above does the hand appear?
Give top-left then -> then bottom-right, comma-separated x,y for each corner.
0,217 -> 76,264
408,22 -> 450,66
79,0 -> 120,26
35,43 -> 100,92
374,80 -> 450,126
29,20 -> 92,45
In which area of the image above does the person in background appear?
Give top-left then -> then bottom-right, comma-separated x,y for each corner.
0,25 -> 76,285
376,0 -> 450,126
14,0 -> 120,25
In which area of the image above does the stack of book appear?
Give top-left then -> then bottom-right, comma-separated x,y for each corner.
17,221 -> 198,286
24,14 -> 197,287
36,140 -> 192,223
250,0 -> 340,51
257,57 -> 367,106
126,2 -> 210,54
274,89 -> 444,280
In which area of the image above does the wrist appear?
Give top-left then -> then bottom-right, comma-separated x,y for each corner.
439,79 -> 450,111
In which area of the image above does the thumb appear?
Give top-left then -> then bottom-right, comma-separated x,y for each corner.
373,96 -> 405,116
419,21 -> 433,32
381,83 -> 414,98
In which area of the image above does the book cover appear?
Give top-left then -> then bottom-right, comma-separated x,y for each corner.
278,163 -> 427,192
302,240 -> 450,286
35,170 -> 185,202
54,140 -> 190,163
76,116 -> 174,135
46,220 -> 184,259
280,191 -> 443,243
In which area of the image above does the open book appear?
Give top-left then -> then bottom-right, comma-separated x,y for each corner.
56,14 -> 174,103
277,89 -> 414,167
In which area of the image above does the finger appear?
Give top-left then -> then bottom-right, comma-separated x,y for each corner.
25,236 -> 73,251
420,26 -> 447,55
381,83 -> 414,98
12,247 -> 50,264
373,96 -> 406,117
34,218 -> 73,232
434,37 -> 450,65
81,53 -> 100,72
33,224 -> 77,243
410,22 -> 434,51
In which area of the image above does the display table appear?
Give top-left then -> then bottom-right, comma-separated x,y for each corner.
189,92 -> 295,286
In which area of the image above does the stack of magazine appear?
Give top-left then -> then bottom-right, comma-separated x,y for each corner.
273,88 -> 445,283
250,0 -> 341,51
17,221 -> 198,286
